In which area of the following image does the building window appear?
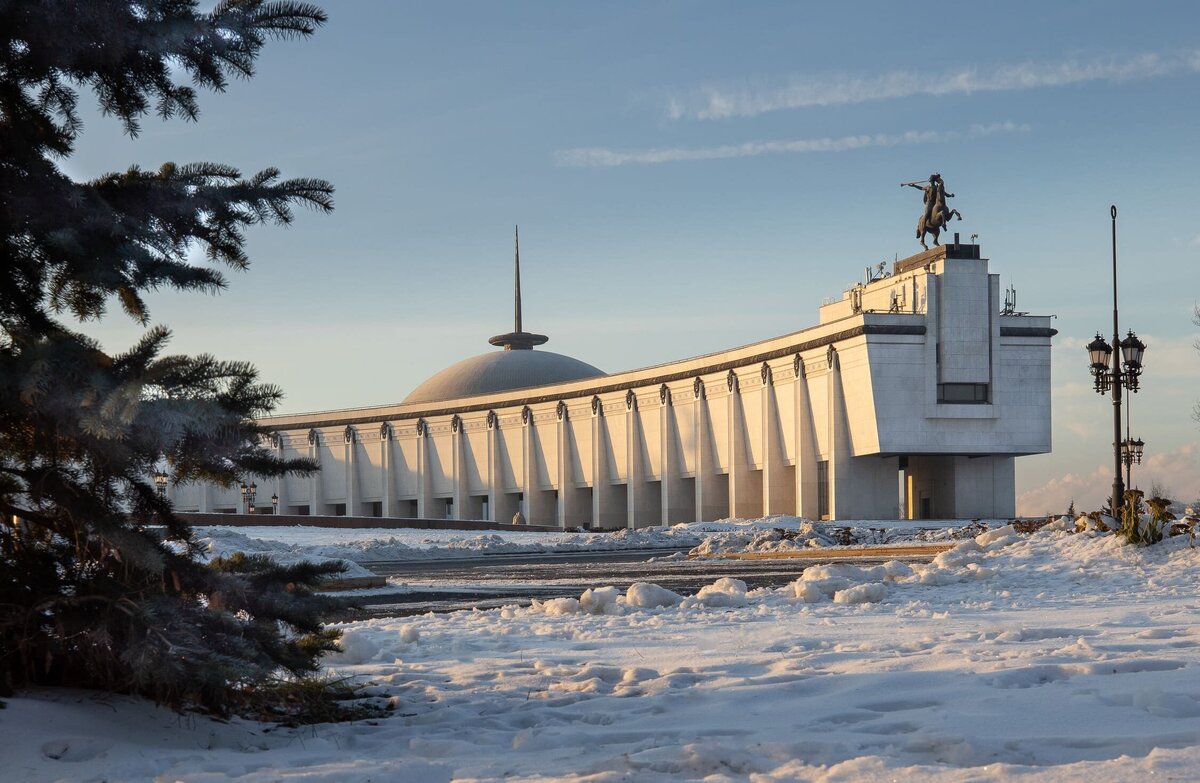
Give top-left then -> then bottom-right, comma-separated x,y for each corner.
369,501 -> 383,518
937,382 -> 989,404
816,460 -> 830,520
445,498 -> 454,519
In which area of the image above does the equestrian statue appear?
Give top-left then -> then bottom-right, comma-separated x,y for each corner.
902,173 -> 962,249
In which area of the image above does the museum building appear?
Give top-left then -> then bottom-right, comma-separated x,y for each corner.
170,240 -> 1054,526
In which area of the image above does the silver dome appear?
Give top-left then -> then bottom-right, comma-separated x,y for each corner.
404,349 -> 605,404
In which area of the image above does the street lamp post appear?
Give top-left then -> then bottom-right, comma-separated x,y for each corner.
240,481 -> 257,514
271,493 -> 279,515
153,471 -> 168,499
1121,435 -> 1145,491
1086,206 -> 1147,516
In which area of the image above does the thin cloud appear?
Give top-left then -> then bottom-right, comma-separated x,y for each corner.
1017,442 -> 1200,516
669,50 -> 1200,120
554,121 -> 1028,169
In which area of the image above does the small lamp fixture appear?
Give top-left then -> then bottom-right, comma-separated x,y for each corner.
271,493 -> 279,514
1131,437 -> 1145,465
153,471 -> 168,498
240,481 -> 257,513
1119,331 -> 1146,391
1086,333 -> 1113,393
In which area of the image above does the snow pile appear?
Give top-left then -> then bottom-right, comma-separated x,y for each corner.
624,582 -> 684,608
7,523 -> 1200,782
196,528 -> 375,579
197,523 -> 705,564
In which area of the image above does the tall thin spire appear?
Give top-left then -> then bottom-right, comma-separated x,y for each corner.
489,226 -> 548,351
514,225 -> 522,334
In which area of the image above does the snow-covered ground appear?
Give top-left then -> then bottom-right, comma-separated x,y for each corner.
195,516 -> 985,569
6,522 -> 1200,781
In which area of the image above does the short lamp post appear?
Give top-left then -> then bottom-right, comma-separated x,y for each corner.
1086,205 -> 1147,516
153,471 -> 168,499
1120,436 -> 1145,491
271,493 -> 279,515
240,481 -> 257,514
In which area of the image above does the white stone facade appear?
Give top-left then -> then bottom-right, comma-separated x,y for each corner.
172,244 -> 1053,525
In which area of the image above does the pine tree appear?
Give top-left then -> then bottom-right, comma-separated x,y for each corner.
0,1 -> 346,711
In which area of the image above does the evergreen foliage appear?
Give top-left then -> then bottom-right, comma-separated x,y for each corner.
0,0 -> 343,710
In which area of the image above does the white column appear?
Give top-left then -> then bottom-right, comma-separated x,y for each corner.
828,350 -> 850,520
487,416 -> 498,522
659,397 -> 672,525
452,420 -> 465,521
556,408 -> 571,529
344,428 -> 357,516
521,410 -> 533,521
625,397 -> 638,529
693,384 -> 708,523
795,360 -> 817,519
761,369 -> 784,515
273,436 -> 287,515
727,373 -> 753,518
591,401 -> 612,529
416,423 -> 429,518
309,431 -> 322,515
381,425 -> 395,517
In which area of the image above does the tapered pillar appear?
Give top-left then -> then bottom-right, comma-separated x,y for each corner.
273,435 -> 287,515
381,424 -> 395,517
727,371 -> 755,518
415,421 -> 430,518
308,429 -> 322,516
761,365 -> 791,515
343,427 -> 358,516
794,358 -> 818,519
451,417 -> 465,521
591,398 -> 616,529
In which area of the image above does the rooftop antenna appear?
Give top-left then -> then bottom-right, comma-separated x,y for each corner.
489,226 -> 548,350
514,225 -> 522,334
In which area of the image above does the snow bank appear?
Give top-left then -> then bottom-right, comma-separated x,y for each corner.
625,582 -> 683,608
196,528 -> 374,579
194,515 -> 1026,572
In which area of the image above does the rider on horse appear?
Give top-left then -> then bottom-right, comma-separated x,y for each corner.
903,173 -> 962,249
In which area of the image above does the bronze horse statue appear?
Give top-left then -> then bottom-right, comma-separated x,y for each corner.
903,174 -> 962,249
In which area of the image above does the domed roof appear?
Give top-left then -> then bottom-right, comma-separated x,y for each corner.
403,349 -> 605,404
403,226 -> 605,405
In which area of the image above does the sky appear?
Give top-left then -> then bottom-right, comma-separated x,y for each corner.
70,1 -> 1200,515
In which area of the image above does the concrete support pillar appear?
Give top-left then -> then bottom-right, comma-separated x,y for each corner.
273,437 -> 287,516
309,431 -> 322,516
555,409 -> 571,530
693,392 -> 705,523
381,425 -> 395,517
761,368 -> 791,516
451,420 -> 465,521
828,351 -> 851,520
659,392 -> 687,524
591,402 -> 618,529
344,429 -> 357,516
625,395 -> 640,529
198,480 -> 211,513
486,419 -> 497,522
794,362 -> 818,519
727,373 -> 755,518
415,424 -> 430,518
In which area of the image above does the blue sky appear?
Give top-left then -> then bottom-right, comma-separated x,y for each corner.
74,1 -> 1200,513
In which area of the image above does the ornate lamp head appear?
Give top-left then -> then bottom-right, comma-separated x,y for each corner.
1087,333 -> 1113,393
